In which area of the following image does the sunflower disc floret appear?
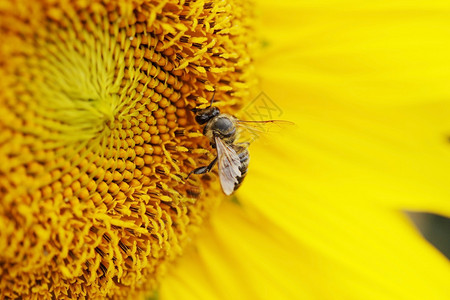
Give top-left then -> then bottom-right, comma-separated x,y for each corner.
0,0 -> 255,298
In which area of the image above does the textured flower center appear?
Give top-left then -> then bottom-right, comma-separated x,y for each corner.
0,0 -> 255,298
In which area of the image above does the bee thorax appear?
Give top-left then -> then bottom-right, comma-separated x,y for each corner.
204,114 -> 237,145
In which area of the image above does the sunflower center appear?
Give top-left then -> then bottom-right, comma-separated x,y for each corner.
0,0 -> 255,298
35,23 -> 122,145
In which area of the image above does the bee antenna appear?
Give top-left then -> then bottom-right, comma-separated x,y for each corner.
209,90 -> 216,108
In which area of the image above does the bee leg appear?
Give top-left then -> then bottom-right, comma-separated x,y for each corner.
186,157 -> 218,179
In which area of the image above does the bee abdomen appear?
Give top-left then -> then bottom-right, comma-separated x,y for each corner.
234,147 -> 250,191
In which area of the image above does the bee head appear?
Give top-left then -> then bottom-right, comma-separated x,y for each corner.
194,107 -> 220,125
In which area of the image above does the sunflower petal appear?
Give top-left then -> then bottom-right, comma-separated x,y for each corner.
160,199 -> 450,300
251,0 -> 450,213
241,104 -> 450,214
257,0 -> 450,106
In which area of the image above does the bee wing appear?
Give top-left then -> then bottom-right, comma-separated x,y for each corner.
236,119 -> 295,144
215,136 -> 241,196
237,119 -> 294,133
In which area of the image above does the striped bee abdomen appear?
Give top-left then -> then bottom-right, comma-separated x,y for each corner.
233,144 -> 250,191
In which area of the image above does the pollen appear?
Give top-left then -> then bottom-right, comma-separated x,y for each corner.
0,0 -> 256,298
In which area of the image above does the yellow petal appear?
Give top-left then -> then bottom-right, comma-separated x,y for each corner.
242,100 -> 450,214
257,0 -> 450,106
161,199 -> 450,300
251,0 -> 450,213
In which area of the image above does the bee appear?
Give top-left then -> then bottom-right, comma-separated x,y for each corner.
188,91 -> 290,195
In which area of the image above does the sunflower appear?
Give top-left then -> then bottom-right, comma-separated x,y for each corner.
1,0 -> 450,299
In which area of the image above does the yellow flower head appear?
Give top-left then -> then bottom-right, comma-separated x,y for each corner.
0,0 -> 255,298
